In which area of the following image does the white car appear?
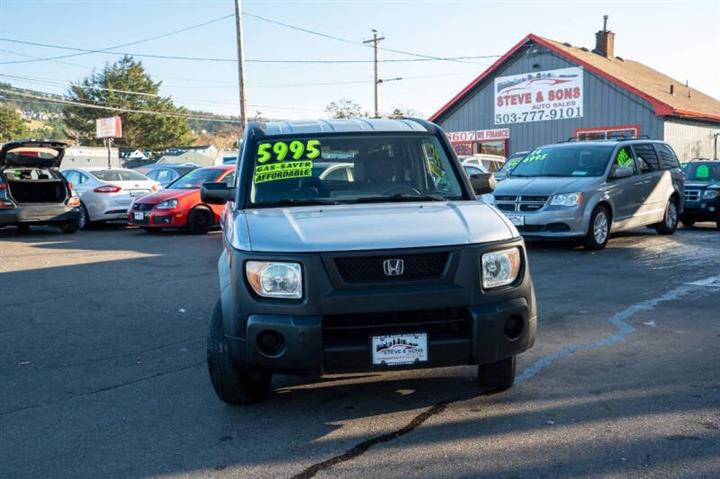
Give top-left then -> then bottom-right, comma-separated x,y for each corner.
461,154 -> 506,173
61,167 -> 161,228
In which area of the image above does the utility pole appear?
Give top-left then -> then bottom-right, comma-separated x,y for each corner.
234,0 -> 247,129
363,29 -> 385,118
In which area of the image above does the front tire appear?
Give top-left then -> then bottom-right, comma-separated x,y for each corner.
207,301 -> 271,405
478,356 -> 516,393
654,198 -> 679,235
584,205 -> 610,250
187,206 -> 212,235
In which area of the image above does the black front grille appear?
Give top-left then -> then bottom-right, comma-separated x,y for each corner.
520,195 -> 548,202
684,190 -> 700,201
133,203 -> 155,212
498,203 -> 515,212
495,195 -> 517,201
334,252 -> 449,283
520,204 -> 544,212
323,307 -> 471,346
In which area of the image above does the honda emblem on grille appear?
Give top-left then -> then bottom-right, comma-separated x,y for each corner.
383,258 -> 405,277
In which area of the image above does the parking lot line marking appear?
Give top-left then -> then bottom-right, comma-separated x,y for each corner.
516,274 -> 720,384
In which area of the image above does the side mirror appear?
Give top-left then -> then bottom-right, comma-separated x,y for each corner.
201,182 -> 235,205
610,166 -> 633,179
470,173 -> 496,195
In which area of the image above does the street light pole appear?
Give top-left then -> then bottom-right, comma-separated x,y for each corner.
363,30 -> 385,118
234,0 -> 247,129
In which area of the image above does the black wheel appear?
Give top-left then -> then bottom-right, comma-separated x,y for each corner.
17,224 -> 30,233
59,220 -> 79,234
716,220 -> 720,231
78,203 -> 91,230
187,206 -> 212,235
478,356 -> 516,393
584,205 -> 610,250
654,198 -> 679,235
141,227 -> 163,233
680,218 -> 695,228
207,301 -> 271,405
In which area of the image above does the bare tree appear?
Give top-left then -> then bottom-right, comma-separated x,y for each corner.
325,99 -> 363,119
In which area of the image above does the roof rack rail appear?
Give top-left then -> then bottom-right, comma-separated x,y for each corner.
564,135 -> 653,142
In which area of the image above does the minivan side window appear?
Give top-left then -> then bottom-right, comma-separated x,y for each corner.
614,146 -> 636,173
633,143 -> 660,174
654,144 -> 680,170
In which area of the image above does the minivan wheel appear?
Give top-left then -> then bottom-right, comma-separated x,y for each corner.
654,198 -> 678,235
584,205 -> 610,250
478,356 -> 516,393
207,301 -> 271,405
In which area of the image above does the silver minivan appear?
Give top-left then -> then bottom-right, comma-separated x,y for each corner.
492,139 -> 684,250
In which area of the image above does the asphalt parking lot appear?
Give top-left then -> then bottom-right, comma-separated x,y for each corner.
1,224 -> 719,479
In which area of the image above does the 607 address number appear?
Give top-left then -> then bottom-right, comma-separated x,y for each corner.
495,107 -> 582,125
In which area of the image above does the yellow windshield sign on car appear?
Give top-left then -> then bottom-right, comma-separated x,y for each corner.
254,139 -> 321,184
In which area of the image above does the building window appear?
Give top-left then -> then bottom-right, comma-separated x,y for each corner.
574,125 -> 640,141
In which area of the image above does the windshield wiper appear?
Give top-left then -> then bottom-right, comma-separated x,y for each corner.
353,193 -> 449,203
254,198 -> 345,208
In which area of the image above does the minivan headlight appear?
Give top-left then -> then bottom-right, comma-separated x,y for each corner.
703,189 -> 718,200
246,261 -> 302,299
550,192 -> 583,206
482,248 -> 521,289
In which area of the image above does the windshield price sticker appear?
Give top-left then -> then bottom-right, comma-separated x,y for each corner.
524,150 -> 548,163
696,164 -> 710,178
257,139 -> 321,163
254,139 -> 321,184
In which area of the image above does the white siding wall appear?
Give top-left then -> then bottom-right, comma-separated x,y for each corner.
664,119 -> 720,162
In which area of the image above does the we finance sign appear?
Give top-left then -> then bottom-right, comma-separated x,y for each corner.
494,67 -> 583,125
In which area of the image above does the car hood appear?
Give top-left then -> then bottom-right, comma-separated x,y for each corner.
685,181 -> 719,189
134,188 -> 194,204
495,176 -> 600,196
240,201 -> 516,253
0,140 -> 68,168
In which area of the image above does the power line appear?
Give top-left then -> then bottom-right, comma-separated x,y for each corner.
0,13 -> 234,65
0,38 -> 496,64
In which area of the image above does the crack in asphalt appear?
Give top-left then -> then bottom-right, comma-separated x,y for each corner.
290,399 -> 455,479
289,273 -> 720,479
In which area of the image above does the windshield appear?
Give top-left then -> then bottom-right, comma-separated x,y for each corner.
170,167 -> 226,189
685,162 -> 720,181
248,134 -> 464,207
90,169 -> 147,181
498,152 -> 527,174
510,144 -> 613,178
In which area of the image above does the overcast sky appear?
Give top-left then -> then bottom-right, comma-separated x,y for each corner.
1,0 -> 718,120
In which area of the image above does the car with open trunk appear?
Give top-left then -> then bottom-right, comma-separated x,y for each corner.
200,119 -> 537,404
0,140 -> 81,233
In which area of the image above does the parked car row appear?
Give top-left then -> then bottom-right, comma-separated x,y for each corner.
0,140 -> 236,235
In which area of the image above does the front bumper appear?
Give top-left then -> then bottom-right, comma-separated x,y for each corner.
502,206 -> 587,238
681,198 -> 719,222
218,239 -> 537,375
0,204 -> 80,226
128,207 -> 187,227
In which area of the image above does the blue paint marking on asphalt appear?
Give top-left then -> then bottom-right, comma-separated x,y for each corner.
516,275 -> 720,385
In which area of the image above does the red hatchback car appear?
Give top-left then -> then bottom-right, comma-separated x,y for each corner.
129,166 -> 234,234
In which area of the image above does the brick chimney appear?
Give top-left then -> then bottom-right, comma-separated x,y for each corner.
594,15 -> 615,58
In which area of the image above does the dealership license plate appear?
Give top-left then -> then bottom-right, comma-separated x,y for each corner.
133,212 -> 144,221
371,333 -> 428,366
507,214 -> 525,226
129,189 -> 149,197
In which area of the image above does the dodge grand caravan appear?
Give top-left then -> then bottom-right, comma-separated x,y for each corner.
493,139 -> 684,249
0,140 -> 81,233
200,119 -> 537,405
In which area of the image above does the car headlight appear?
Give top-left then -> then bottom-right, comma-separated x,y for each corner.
155,199 -> 178,209
702,190 -> 719,200
550,192 -> 583,206
246,261 -> 302,299
482,248 -> 521,289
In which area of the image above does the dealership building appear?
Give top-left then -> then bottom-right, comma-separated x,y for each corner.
429,27 -> 720,161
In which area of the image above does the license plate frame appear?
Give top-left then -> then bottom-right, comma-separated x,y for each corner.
370,332 -> 428,367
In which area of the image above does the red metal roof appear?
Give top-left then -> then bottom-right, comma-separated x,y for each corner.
429,34 -> 720,123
